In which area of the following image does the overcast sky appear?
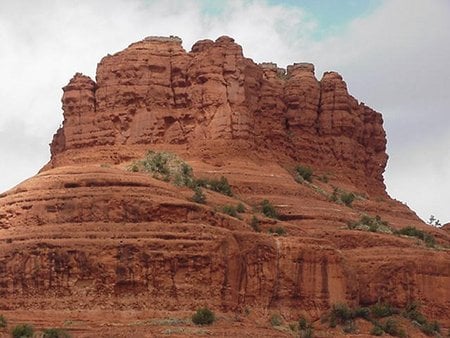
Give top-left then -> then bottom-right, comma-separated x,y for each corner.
0,0 -> 449,224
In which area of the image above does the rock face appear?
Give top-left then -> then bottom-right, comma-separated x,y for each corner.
49,35 -> 387,195
1,36 -> 449,336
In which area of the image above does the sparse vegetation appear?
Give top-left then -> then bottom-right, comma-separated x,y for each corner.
329,303 -> 354,325
191,187 -> 206,204
370,302 -> 398,318
295,165 -> 313,183
395,226 -> 436,247
382,318 -> 406,337
11,324 -> 34,338
268,226 -> 286,236
236,203 -> 246,213
130,151 -> 195,185
250,216 -> 261,232
43,328 -> 71,338
353,306 -> 370,320
330,187 -> 356,207
348,215 -> 393,233
0,314 -> 6,328
371,323 -> 384,336
318,174 -> 329,183
221,205 -> 239,218
298,316 -> 314,338
270,313 -> 282,327
194,176 -> 233,196
402,301 -> 441,336
343,320 -> 357,333
340,192 -> 356,207
192,308 -> 215,326
261,199 -> 279,219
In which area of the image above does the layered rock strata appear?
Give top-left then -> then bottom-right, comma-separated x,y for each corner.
1,36 -> 449,335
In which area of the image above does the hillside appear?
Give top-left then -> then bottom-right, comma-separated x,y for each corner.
0,36 -> 449,337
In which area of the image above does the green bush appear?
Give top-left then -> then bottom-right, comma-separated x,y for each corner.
268,227 -> 286,236
236,203 -> 246,213
349,215 -> 393,234
343,320 -> 357,333
371,302 -> 397,318
340,192 -> 356,207
250,216 -> 260,232
329,188 -> 357,207
261,199 -> 278,219
382,318 -> 406,337
270,313 -> 282,326
353,307 -> 370,320
0,314 -> 6,328
132,151 -> 195,187
221,205 -> 238,218
192,308 -> 215,325
11,324 -> 34,338
195,176 -> 233,196
191,187 -> 206,204
402,301 -> 426,325
298,316 -> 311,330
371,324 -> 384,336
330,303 -> 353,324
295,165 -> 313,183
300,327 -> 314,338
43,328 -> 71,338
396,226 -> 436,247
318,175 -> 329,183
421,321 -> 440,336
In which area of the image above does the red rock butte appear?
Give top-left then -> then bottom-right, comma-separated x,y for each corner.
0,36 -> 449,337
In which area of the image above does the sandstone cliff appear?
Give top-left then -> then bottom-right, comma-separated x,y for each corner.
0,36 -> 449,337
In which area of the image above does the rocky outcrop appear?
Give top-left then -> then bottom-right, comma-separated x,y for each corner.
49,36 -> 387,195
1,36 -> 449,336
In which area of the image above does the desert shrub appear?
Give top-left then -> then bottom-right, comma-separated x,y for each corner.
300,327 -> 314,338
295,165 -> 313,183
340,192 -> 356,207
236,203 -> 246,213
261,199 -> 278,219
43,328 -> 71,338
132,151 -> 196,187
396,226 -> 436,247
250,216 -> 260,232
268,226 -> 286,236
221,205 -> 238,218
403,302 -> 440,335
11,324 -> 34,338
270,313 -> 282,326
353,306 -> 370,320
402,301 -> 426,325
318,175 -> 329,183
191,187 -> 206,204
192,308 -> 215,325
343,320 -> 357,333
195,176 -> 233,196
329,303 -> 353,324
371,324 -> 384,336
329,188 -> 357,207
0,315 -> 6,328
371,302 -> 397,318
382,318 -> 406,337
349,215 -> 393,234
130,163 -> 139,172
298,316 -> 311,330
421,321 -> 440,336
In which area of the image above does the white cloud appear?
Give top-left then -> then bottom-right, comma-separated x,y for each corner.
0,0 -> 448,223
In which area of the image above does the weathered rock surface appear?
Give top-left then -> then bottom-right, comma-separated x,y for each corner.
49,35 -> 387,195
1,36 -> 449,336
